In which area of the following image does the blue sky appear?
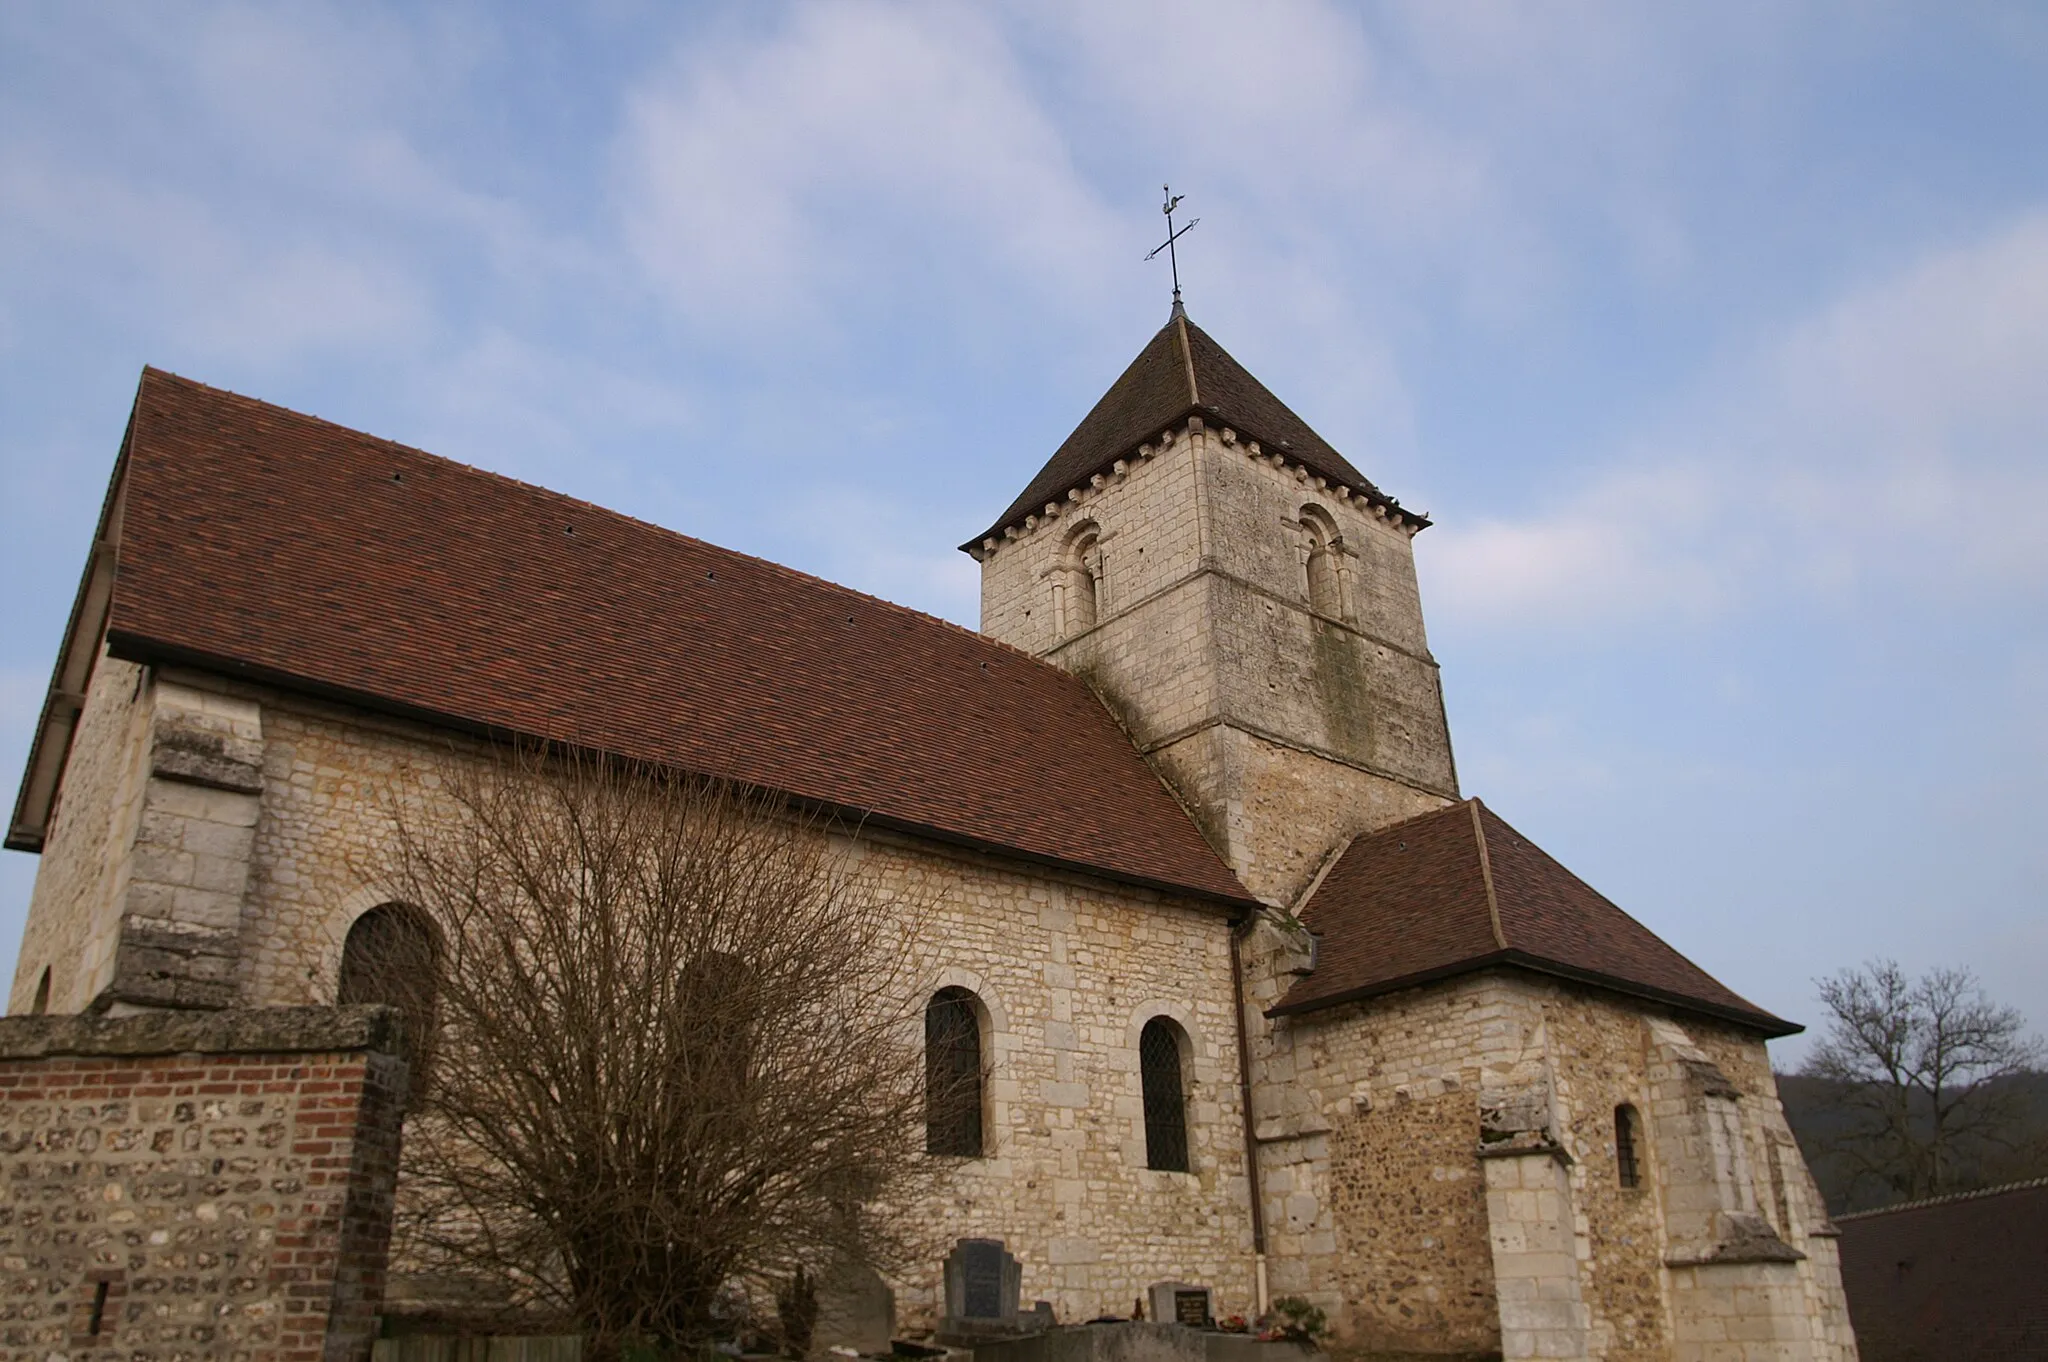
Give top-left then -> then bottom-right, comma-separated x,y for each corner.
2,3 -> 2043,1059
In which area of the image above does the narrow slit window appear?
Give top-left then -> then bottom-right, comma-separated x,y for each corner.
925,988 -> 985,1157
1141,1017 -> 1190,1173
1615,1104 -> 1642,1188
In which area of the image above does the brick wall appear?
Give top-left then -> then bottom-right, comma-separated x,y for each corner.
0,1006 -> 407,1362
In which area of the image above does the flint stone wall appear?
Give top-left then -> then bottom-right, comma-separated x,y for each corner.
0,1005 -> 407,1362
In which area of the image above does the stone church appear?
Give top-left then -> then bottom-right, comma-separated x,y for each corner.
6,308 -> 1856,1361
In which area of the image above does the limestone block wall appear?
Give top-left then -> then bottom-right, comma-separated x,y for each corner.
1647,1023 -> 1854,1362
1248,968 -> 1507,1358
1203,571 -> 1454,796
1148,724 -> 1451,910
8,663 -> 274,1017
108,673 -> 1264,1330
1047,578 -> 1220,752
0,1005 -> 407,1362
979,422 -> 1450,792
6,650 -> 153,1017
106,681 -> 266,1011
978,422 -> 1205,657
1196,437 -> 1432,658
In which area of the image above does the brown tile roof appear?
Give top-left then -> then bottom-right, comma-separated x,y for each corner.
41,367 -> 1257,908
966,312 -> 1414,548
1272,799 -> 1794,1035
1836,1179 -> 2048,1362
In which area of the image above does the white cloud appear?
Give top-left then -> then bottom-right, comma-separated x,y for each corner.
0,152 -> 432,366
617,3 -> 1123,333
1426,210 -> 2048,630
0,4 -> 591,372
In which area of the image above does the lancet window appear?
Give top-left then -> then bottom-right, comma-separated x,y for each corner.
924,986 -> 986,1157
1140,1016 -> 1191,1173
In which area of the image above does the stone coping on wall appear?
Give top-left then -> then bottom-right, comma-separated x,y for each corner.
0,1001 -> 402,1060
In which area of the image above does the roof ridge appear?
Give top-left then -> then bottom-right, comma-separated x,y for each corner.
137,369 -> 1046,671
1832,1175 -> 2048,1221
1469,798 -> 1508,949
1174,312 -> 1201,407
1291,835 -> 1354,914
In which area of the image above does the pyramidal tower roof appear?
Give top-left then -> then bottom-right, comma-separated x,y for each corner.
968,310 -> 1417,549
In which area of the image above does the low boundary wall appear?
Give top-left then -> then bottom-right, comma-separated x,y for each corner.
0,1005 -> 407,1362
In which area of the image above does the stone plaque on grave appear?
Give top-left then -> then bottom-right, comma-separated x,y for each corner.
943,1238 -> 1021,1324
1148,1281 -> 1214,1329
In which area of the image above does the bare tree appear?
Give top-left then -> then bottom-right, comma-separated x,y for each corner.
373,746 -> 944,1358
1799,959 -> 2043,1204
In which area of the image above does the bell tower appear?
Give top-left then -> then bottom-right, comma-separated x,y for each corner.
966,312 -> 1458,905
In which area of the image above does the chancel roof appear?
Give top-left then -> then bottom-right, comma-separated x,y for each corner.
25,368 -> 1256,908
1275,799 -> 1795,1035
966,311 -> 1415,549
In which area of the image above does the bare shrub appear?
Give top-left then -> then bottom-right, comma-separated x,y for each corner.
375,745 -> 944,1357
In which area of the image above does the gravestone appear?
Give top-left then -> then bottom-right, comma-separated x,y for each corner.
939,1239 -> 1040,1343
945,1238 -> 1020,1321
812,1261 -> 895,1356
1148,1282 -> 1214,1330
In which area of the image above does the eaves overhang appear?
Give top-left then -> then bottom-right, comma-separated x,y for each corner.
957,401 -> 1431,557
6,405 -> 136,855
1265,948 -> 1802,1039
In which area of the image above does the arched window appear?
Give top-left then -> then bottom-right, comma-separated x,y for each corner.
1300,506 -> 1344,619
1615,1104 -> 1643,1188
925,987 -> 985,1157
1059,523 -> 1102,636
339,904 -> 440,1102
1140,1016 -> 1190,1173
30,966 -> 51,1015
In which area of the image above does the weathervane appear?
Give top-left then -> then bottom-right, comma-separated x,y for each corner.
1144,185 -> 1199,315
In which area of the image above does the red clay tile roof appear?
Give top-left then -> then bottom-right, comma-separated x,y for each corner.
1273,799 -> 1793,1034
58,368 -> 1257,908
1836,1179 -> 2048,1362
966,312 -> 1413,548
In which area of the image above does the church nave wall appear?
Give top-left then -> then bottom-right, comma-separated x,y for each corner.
189,681 -> 1261,1330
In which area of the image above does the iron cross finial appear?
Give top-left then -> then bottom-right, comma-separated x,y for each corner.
1144,184 -> 1200,315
